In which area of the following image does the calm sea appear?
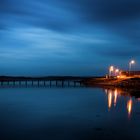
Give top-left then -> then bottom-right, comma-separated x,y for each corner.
0,87 -> 140,140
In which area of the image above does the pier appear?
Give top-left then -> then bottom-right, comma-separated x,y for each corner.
0,76 -> 89,87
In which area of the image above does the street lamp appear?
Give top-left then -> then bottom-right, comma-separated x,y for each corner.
115,69 -> 119,76
109,66 -> 114,77
129,60 -> 135,76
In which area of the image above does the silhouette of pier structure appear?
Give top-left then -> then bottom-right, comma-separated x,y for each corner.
0,76 -> 88,87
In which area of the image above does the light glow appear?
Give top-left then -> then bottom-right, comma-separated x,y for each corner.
108,91 -> 112,109
115,68 -> 119,76
130,60 -> 135,64
127,99 -> 133,117
109,66 -> 114,72
109,66 -> 114,77
115,69 -> 119,73
114,89 -> 118,106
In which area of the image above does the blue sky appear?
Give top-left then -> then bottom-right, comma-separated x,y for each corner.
0,0 -> 140,76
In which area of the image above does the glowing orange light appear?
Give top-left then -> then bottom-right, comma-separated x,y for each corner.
127,99 -> 132,117
114,89 -> 118,106
114,68 -> 119,76
115,69 -> 119,73
108,91 -> 112,109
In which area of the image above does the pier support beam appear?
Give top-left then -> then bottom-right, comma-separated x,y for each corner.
19,81 -> 21,86
68,81 -> 70,87
13,81 -> 16,86
32,81 -> 34,86
38,80 -> 39,87
7,81 -> 9,85
1,81 -> 3,86
79,81 -> 81,87
25,81 -> 27,86
62,80 -> 64,87
74,81 -> 76,87
50,80 -> 52,87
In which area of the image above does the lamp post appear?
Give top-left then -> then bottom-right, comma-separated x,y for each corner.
109,66 -> 114,77
115,69 -> 119,76
129,60 -> 135,76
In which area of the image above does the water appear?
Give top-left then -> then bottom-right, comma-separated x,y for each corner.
0,87 -> 140,140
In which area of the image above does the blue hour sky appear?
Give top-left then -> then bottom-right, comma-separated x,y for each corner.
0,0 -> 140,76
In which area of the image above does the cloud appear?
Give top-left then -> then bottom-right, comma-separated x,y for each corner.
0,0 -> 140,75
62,0 -> 140,23
98,46 -> 140,59
0,0 -> 81,32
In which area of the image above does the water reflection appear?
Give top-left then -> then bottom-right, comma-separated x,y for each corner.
105,88 -> 120,109
127,99 -> 132,117
114,89 -> 118,107
108,91 -> 112,109
104,88 -> 134,117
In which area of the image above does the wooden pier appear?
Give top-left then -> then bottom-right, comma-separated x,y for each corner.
0,76 -> 88,87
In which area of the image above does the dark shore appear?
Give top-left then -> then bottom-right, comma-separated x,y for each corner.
84,77 -> 140,89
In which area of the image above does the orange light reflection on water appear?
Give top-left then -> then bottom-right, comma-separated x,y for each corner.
114,89 -> 118,106
106,89 -> 119,110
108,91 -> 112,110
105,88 -> 134,118
127,99 -> 133,117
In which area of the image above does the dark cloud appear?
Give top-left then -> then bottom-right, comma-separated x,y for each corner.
1,0 -> 140,32
0,0 -> 27,15
98,46 -> 140,59
0,0 -> 81,32
0,0 -> 10,12
81,0 -> 140,23
98,1 -> 140,21
40,0 -> 140,23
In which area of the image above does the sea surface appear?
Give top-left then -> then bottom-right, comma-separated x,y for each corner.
0,87 -> 140,140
